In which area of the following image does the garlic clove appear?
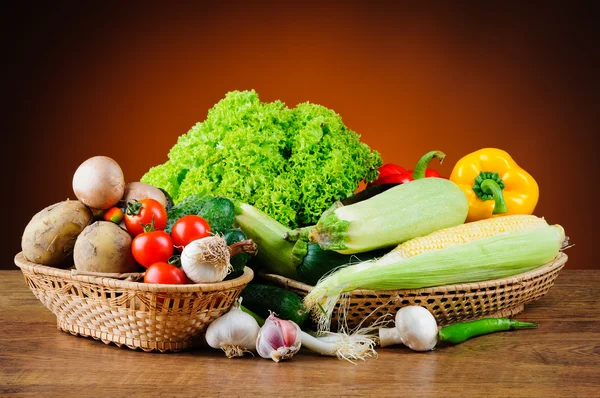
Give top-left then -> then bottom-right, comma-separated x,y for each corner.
256,314 -> 301,362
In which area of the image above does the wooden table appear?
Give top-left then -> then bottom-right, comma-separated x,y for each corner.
1,270 -> 598,397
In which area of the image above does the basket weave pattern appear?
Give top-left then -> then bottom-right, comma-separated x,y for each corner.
15,253 -> 253,352
263,253 -> 567,330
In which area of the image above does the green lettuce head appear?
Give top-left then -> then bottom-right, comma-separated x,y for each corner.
142,90 -> 381,229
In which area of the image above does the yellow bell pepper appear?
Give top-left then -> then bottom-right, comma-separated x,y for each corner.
449,148 -> 539,222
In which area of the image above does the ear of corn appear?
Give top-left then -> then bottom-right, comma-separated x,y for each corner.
387,214 -> 549,261
304,222 -> 566,331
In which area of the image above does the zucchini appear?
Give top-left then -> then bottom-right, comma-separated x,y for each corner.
223,228 -> 248,280
303,178 -> 469,254
294,240 -> 388,286
235,203 -> 298,279
240,284 -> 309,326
234,203 -> 388,283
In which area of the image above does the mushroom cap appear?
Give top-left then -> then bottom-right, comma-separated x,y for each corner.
396,306 -> 439,351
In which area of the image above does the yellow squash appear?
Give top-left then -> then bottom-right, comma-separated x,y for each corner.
449,148 -> 539,222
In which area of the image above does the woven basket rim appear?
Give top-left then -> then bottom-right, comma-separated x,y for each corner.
14,252 -> 254,292
261,252 -> 568,295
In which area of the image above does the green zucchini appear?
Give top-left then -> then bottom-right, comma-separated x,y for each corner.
235,203 -> 298,279
223,228 -> 248,280
234,203 -> 388,283
240,284 -> 309,326
302,178 -> 469,254
294,240 -> 389,286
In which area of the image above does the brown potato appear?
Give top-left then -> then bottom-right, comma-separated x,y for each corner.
73,221 -> 137,273
122,182 -> 167,208
21,200 -> 93,266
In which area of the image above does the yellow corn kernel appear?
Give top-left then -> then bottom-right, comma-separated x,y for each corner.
391,214 -> 548,259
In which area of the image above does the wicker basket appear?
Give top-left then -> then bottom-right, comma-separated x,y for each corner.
14,252 -> 253,352
262,253 -> 568,330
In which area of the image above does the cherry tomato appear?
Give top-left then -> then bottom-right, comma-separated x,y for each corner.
124,198 -> 167,236
171,215 -> 211,250
103,207 -> 124,224
132,230 -> 174,268
143,262 -> 187,284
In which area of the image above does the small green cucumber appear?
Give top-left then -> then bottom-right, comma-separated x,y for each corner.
240,284 -> 309,326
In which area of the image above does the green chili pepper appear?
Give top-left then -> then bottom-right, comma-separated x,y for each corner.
438,318 -> 538,345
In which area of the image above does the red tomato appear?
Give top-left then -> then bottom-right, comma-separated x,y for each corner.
124,199 -> 167,236
103,207 -> 124,224
132,230 -> 174,268
143,262 -> 187,284
171,215 -> 211,250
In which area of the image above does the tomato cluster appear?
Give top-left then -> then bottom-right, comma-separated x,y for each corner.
120,198 -> 212,285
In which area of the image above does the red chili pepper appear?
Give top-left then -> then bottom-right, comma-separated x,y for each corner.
369,150 -> 446,187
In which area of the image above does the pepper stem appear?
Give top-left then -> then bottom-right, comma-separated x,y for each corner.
411,150 -> 446,180
473,171 -> 508,214
481,179 -> 508,214
510,321 -> 538,329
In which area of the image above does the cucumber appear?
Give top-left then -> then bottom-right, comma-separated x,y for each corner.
223,228 -> 248,280
199,197 -> 235,234
240,284 -> 309,326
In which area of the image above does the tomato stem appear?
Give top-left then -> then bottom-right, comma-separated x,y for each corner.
141,215 -> 156,233
125,199 -> 143,216
168,255 -> 182,267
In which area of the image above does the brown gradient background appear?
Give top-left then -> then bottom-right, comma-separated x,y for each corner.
4,2 -> 597,270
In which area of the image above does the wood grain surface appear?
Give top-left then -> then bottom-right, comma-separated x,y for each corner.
1,270 -> 599,398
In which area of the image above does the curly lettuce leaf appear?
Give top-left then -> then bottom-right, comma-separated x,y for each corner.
141,90 -> 381,229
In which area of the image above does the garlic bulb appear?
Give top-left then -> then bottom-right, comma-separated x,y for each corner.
256,315 -> 301,362
181,236 -> 231,283
205,299 -> 260,358
379,306 -> 439,351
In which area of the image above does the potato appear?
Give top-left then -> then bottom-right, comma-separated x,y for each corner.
72,156 -> 125,210
74,221 -> 138,273
122,182 -> 167,208
21,200 -> 93,266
